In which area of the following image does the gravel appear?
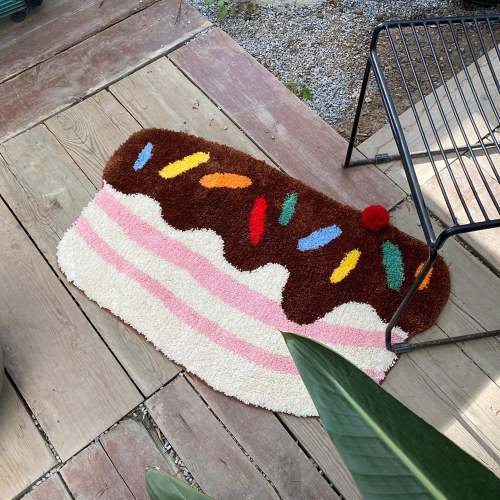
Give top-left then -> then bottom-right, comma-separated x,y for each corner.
184,0 -> 497,138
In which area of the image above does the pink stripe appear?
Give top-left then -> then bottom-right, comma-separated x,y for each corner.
76,217 -> 298,374
96,188 -> 400,350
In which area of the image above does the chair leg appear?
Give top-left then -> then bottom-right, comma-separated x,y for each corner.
344,59 -> 372,168
386,249 -> 500,353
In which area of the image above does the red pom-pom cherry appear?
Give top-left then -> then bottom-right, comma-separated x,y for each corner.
361,205 -> 389,232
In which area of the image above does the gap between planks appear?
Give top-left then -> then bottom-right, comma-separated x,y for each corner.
2,33 -> 496,498
44,53 -> 500,494
43,72 -> 342,499
0,0 -> 211,144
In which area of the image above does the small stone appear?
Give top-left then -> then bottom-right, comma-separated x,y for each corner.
353,8 -> 363,16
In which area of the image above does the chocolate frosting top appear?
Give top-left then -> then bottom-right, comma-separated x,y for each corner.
103,128 -> 450,335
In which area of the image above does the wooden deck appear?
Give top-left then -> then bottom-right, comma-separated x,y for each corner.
0,2 -> 498,499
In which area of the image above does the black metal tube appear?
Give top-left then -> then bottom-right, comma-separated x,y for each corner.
410,24 -> 488,221
370,48 -> 437,245
428,22 -> 500,185
385,248 -> 439,352
344,59 -> 372,168
473,19 -> 500,94
389,26 -> 467,224
439,22 -> 500,215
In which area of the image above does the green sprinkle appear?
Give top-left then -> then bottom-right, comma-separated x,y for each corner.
279,192 -> 298,226
381,241 -> 405,291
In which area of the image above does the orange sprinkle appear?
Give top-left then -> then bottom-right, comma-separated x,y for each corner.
199,172 -> 252,189
415,262 -> 433,290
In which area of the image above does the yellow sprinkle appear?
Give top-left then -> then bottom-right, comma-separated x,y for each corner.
330,249 -> 362,284
415,262 -> 433,290
159,151 -> 210,179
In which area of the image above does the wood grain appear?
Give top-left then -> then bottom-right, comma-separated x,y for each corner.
61,442 -> 135,499
22,474 -> 71,500
278,415 -> 361,500
0,0 -> 210,143
421,155 -> 500,269
147,376 -> 280,500
0,380 -> 55,500
358,47 -> 500,192
46,91 -> 142,188
0,0 -> 158,83
169,29 -> 405,210
384,201 -> 500,474
110,58 -> 268,161
0,181 -> 141,461
188,375 -> 339,500
100,418 -> 180,500
0,125 -> 179,397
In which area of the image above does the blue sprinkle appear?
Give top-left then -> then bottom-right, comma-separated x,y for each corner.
297,225 -> 342,252
133,142 -> 153,171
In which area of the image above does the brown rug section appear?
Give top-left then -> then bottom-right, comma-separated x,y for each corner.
103,128 -> 450,335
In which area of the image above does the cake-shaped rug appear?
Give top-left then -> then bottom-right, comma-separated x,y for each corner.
58,129 -> 450,416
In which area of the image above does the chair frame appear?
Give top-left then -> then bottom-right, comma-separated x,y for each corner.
344,15 -> 500,353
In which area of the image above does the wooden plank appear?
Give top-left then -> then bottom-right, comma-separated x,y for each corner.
100,418 -> 180,500
382,201 -> 500,474
61,442 -> 135,499
169,29 -> 405,210
147,376 -> 280,499
421,155 -> 500,269
390,200 -> 500,335
110,58 -> 269,161
0,124 -> 178,397
435,300 -> 500,387
110,70 -> 345,498
0,380 -> 55,500
358,47 -> 500,192
188,376 -> 339,500
0,182 -> 141,461
277,415 -> 360,500
0,0 -> 210,143
281,201 -> 500,495
22,474 -> 71,500
0,0 -> 158,83
46,91 -> 142,188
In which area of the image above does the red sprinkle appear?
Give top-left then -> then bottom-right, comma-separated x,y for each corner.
361,205 -> 389,232
249,196 -> 267,246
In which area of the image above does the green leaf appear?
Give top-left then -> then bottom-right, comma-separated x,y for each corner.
145,469 -> 212,500
299,84 -> 312,100
282,332 -> 500,500
286,80 -> 298,94
203,0 -> 215,5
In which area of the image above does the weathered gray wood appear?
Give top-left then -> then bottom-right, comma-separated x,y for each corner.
188,375 -> 339,500
390,200 -> 500,333
0,380 -> 55,500
383,201 -> 500,474
22,474 -> 71,500
0,0 -> 210,142
169,29 -> 405,210
421,155 -> 500,269
0,182 -> 141,461
0,0 -> 158,83
110,58 -> 268,161
46,91 -> 141,188
147,376 -> 280,500
0,125 -> 179,397
61,442 -> 135,499
358,47 -> 500,191
100,418 -> 180,500
278,415 -> 361,500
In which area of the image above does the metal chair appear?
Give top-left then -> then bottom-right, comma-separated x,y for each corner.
344,15 -> 500,353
